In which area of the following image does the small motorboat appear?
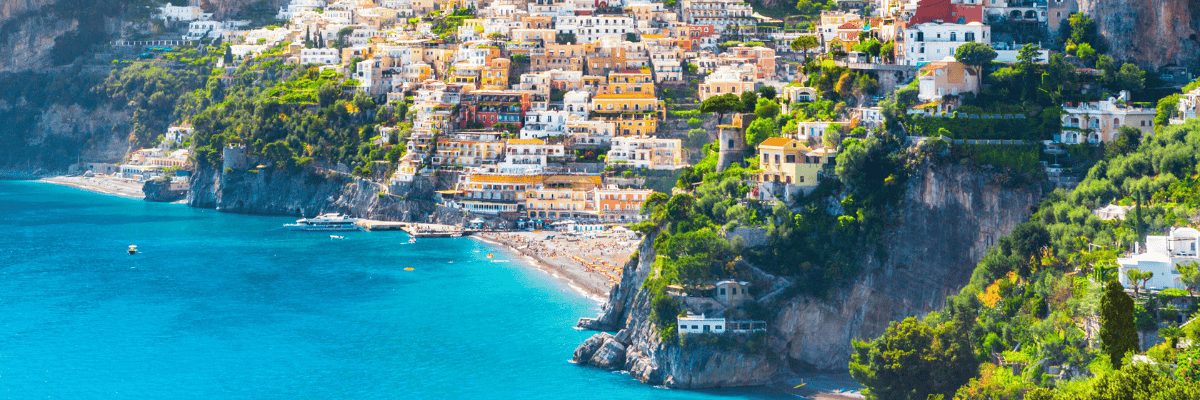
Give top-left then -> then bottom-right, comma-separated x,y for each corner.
487,253 -> 494,258
408,237 -> 417,244
127,245 -> 137,255
330,235 -> 345,240
404,267 -> 414,271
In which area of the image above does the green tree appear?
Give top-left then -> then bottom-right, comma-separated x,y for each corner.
1076,42 -> 1096,63
1155,94 -> 1182,127
740,91 -> 758,113
1109,126 -> 1142,156
757,85 -> 777,100
745,117 -> 775,146
822,124 -> 842,150
223,45 -> 234,65
1178,262 -> 1200,300
1069,13 -> 1098,47
849,318 -> 977,400
954,42 -> 997,77
1100,279 -> 1139,368
789,35 -> 819,60
1114,63 -> 1146,93
754,97 -> 780,120
1124,268 -> 1150,299
1008,222 -> 1050,276
699,93 -> 743,124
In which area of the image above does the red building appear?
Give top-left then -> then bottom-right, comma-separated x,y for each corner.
460,90 -> 531,129
907,0 -> 983,26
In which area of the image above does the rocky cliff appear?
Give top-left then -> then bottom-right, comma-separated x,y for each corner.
574,163 -> 1042,387
187,165 -> 486,225
1076,0 -> 1199,70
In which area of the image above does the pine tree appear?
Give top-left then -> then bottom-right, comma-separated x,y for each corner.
1100,279 -> 1139,368
305,27 -> 312,48
223,46 -> 233,65
1135,190 -> 1145,242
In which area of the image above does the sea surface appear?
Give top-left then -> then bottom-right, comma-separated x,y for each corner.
0,180 -> 796,399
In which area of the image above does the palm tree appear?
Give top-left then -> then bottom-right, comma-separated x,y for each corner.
1124,268 -> 1148,299
1159,325 -> 1185,349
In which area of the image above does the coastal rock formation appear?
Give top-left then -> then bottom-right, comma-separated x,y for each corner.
575,163 -> 1041,387
187,165 -> 489,225
1076,0 -> 1200,70
588,339 -> 627,369
142,177 -> 186,202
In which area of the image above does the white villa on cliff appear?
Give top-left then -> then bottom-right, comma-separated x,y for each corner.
1118,227 -> 1200,291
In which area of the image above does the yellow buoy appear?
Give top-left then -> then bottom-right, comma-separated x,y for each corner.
404,267 -> 414,271
487,253 -> 494,258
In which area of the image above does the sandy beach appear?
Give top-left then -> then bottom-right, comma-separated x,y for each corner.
473,230 -> 640,299
39,175 -> 145,199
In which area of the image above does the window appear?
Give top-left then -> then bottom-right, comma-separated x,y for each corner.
720,288 -> 726,295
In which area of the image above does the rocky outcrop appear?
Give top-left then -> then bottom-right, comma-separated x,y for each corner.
1077,0 -> 1200,70
142,177 -> 186,202
187,165 -> 488,225
574,163 -> 1042,387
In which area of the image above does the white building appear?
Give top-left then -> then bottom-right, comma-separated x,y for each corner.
300,48 -> 341,65
572,15 -> 635,43
184,21 -> 228,40
902,22 -> 989,65
497,138 -> 565,174
1059,92 -> 1156,144
563,90 -> 590,118
566,120 -> 616,147
1172,87 -> 1200,125
1118,228 -> 1200,291
158,5 -> 211,22
698,65 -> 755,100
680,0 -> 754,32
520,110 -> 577,139
277,0 -> 327,20
607,136 -> 684,170
678,314 -> 726,334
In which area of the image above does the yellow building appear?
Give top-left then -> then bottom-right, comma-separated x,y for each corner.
591,93 -> 666,135
757,137 -> 808,184
481,58 -> 510,90
601,68 -> 655,95
756,138 -> 838,186
525,175 -> 603,220
591,93 -> 663,114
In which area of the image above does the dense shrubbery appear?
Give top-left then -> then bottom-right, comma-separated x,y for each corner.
850,118 -> 1200,399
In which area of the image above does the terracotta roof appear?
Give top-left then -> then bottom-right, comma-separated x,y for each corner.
908,0 -> 982,25
758,137 -> 797,148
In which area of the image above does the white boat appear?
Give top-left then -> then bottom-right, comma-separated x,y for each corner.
408,237 -> 417,244
285,213 -> 361,231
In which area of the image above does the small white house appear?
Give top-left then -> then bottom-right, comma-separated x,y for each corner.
678,313 -> 726,334
1118,228 -> 1200,291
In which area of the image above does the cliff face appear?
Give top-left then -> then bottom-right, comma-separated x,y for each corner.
575,163 -> 1042,387
190,0 -> 288,20
1077,0 -> 1200,70
187,165 -> 481,225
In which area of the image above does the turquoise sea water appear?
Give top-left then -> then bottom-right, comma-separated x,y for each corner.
0,181 -> 793,399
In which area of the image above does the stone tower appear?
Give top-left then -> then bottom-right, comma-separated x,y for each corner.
716,113 -> 752,173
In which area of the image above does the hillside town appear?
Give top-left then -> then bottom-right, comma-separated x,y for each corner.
14,0 -> 1200,397
106,0 -> 1195,236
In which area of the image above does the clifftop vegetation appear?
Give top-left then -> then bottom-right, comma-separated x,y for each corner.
849,119 -> 1200,399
